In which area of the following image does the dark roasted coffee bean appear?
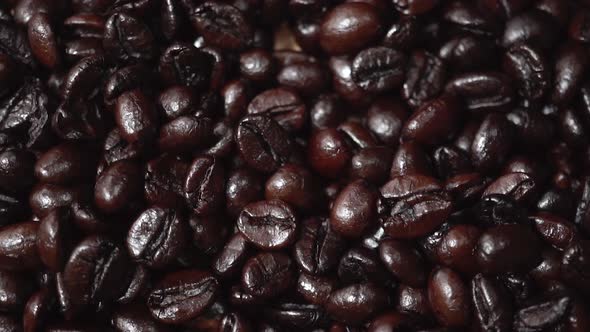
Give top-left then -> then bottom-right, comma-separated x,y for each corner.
189,214 -> 228,255
294,217 -> 345,275
127,207 -> 187,268
147,269 -> 218,324
226,168 -> 264,218
237,200 -> 297,249
470,113 -> 514,172
428,267 -> 471,328
390,141 -> 433,177
331,180 -> 378,238
503,43 -> 549,100
531,212 -> 576,250
213,233 -> 250,279
435,224 -> 481,275
482,172 -> 537,203
115,89 -> 158,145
446,72 -> 514,113
62,55 -> 106,100
382,17 -> 420,51
561,240 -> 590,294
241,252 -> 294,299
23,288 -> 55,332
158,116 -> 213,153
476,224 -> 541,274
0,221 -> 41,271
63,235 -> 131,308
29,184 -> 81,218
439,35 -> 497,72
552,43 -> 589,105
338,246 -> 390,286
37,208 -> 73,271
0,147 -> 35,194
236,115 -> 291,173
278,62 -> 328,96
144,155 -> 189,208
0,270 -> 34,312
297,273 -> 336,305
247,88 -> 306,132
401,96 -> 459,146
351,47 -> 405,93
319,3 -> 382,55
184,155 -> 225,216
514,296 -> 571,332
240,49 -> 276,83
94,160 -> 142,214
396,285 -> 432,319
190,2 -> 253,50
265,164 -> 317,211
350,146 -> 393,184
159,43 -> 214,89
27,13 -> 59,69
402,51 -> 447,108
503,9 -> 558,49
103,12 -> 155,62
471,274 -> 513,332
112,302 -> 170,332
379,239 -> 427,287
308,128 -> 352,178
380,191 -> 453,239
35,142 -> 91,185
325,283 -> 387,325
367,97 -> 408,145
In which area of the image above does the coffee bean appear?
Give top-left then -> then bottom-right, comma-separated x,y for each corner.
325,283 -> 387,325
351,47 -> 406,93
236,115 -> 291,173
147,270 -> 218,324
184,155 -> 225,216
237,200 -> 297,249
127,207 -> 187,268
241,252 -> 295,299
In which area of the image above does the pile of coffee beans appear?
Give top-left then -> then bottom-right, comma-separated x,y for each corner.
1,0 -> 590,331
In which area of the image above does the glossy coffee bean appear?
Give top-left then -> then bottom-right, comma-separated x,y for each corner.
236,115 -> 291,173
37,208 -> 72,271
319,3 -> 382,55
401,96 -> 459,146
325,283 -> 387,325
127,207 -> 187,268
115,89 -> 158,145
402,51 -> 447,108
0,270 -> 34,312
184,155 -> 225,216
147,269 -> 219,324
191,2 -> 253,50
294,217 -> 345,275
94,160 -> 142,214
247,88 -> 306,132
241,252 -> 295,299
446,72 -> 514,113
265,164 -> 316,211
308,128 -> 352,178
63,235 -> 131,308
226,168 -> 264,218
471,273 -> 513,332
428,267 -> 471,328
503,43 -> 549,100
331,180 -> 378,238
237,200 -> 298,249
379,239 -> 427,287
476,224 -> 541,274
351,47 -> 405,93
0,222 -> 41,271
213,234 -> 250,279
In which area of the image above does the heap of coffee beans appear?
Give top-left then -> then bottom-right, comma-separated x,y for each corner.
0,0 -> 589,331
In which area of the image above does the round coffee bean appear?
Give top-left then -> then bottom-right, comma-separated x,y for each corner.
237,200 -> 297,249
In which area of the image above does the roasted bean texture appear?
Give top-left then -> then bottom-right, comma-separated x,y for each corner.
1,0 -> 590,330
